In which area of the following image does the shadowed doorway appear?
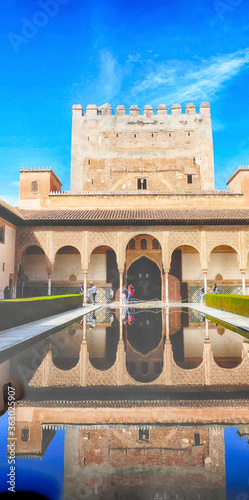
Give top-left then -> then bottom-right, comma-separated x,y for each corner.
127,257 -> 161,300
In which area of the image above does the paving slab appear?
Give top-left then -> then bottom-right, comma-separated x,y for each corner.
187,302 -> 249,332
0,304 -> 100,355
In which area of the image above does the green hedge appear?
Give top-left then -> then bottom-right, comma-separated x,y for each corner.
0,294 -> 83,332
205,294 -> 249,318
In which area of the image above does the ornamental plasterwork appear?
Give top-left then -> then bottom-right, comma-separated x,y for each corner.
169,229 -> 201,254
18,229 -> 49,259
205,229 -> 240,261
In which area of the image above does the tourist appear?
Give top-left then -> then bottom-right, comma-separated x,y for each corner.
80,283 -> 84,294
90,283 -> 97,304
213,283 -> 218,294
121,287 -> 126,303
127,284 -> 132,302
3,286 -> 10,299
110,288 -> 114,302
123,285 -> 128,304
130,284 -> 135,303
201,286 -> 205,302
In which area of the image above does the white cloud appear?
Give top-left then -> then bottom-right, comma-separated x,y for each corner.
97,50 -> 122,102
129,48 -> 249,105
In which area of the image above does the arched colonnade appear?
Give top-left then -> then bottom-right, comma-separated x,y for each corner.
16,227 -> 249,302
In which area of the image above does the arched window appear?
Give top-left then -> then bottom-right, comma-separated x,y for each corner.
140,238 -> 147,249
152,238 -> 160,249
31,180 -> 39,193
137,178 -> 147,190
128,238 -> 135,250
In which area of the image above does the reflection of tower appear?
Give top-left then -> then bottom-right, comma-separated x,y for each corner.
208,426 -> 226,476
63,424 -> 227,500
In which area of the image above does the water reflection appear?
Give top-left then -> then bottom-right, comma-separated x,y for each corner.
1,307 -> 249,395
0,307 -> 249,498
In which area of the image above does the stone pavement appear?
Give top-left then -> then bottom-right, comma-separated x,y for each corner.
188,302 -> 249,332
0,304 -> 100,355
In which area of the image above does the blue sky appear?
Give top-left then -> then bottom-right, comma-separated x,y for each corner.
1,0 -> 249,205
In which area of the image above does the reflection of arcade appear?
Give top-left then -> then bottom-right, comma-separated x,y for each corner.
125,308 -> 163,382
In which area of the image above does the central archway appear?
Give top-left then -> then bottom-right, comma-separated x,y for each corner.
127,256 -> 161,300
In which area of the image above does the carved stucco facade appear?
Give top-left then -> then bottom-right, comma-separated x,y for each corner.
16,225 -> 249,277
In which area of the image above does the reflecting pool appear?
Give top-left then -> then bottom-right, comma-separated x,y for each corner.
0,307 -> 248,499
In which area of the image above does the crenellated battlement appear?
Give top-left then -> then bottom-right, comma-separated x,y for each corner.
20,167 -> 54,172
72,102 -> 211,118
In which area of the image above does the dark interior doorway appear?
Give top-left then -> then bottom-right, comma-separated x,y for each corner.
127,257 -> 161,300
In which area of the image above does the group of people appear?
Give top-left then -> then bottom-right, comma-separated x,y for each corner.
80,282 -> 97,304
122,284 -> 135,304
80,282 -> 135,304
201,283 -> 218,302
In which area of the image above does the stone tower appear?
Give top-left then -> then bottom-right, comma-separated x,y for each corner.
70,102 -> 214,193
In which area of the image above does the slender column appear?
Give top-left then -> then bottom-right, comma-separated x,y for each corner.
119,313 -> 123,340
48,273 -> 52,296
203,319 -> 212,385
119,270 -> 123,305
203,270 -> 208,294
165,271 -> 169,305
205,318 -> 209,341
241,271 -> 246,295
165,308 -> 170,341
83,316 -> 87,341
83,270 -> 88,305
161,273 -> 166,303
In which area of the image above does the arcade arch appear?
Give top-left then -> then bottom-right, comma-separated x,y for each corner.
17,245 -> 47,297
125,234 -> 162,301
52,246 -> 83,294
207,245 -> 241,293
169,245 -> 202,303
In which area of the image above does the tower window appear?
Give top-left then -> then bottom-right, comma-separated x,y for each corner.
138,428 -> 149,442
134,134 -> 136,138
88,159 -> 90,165
31,180 -> 39,194
187,174 -> 193,184
140,238 -> 147,249
188,132 -> 190,136
194,433 -> 201,446
116,134 -> 118,137
137,178 -> 147,190
169,133 -> 171,137
21,428 -> 30,442
151,133 -> 154,137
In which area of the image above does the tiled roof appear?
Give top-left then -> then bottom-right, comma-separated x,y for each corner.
0,199 -> 24,225
18,208 -> 249,225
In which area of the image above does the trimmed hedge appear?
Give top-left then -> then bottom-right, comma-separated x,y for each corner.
205,293 -> 249,318
0,294 -> 83,332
